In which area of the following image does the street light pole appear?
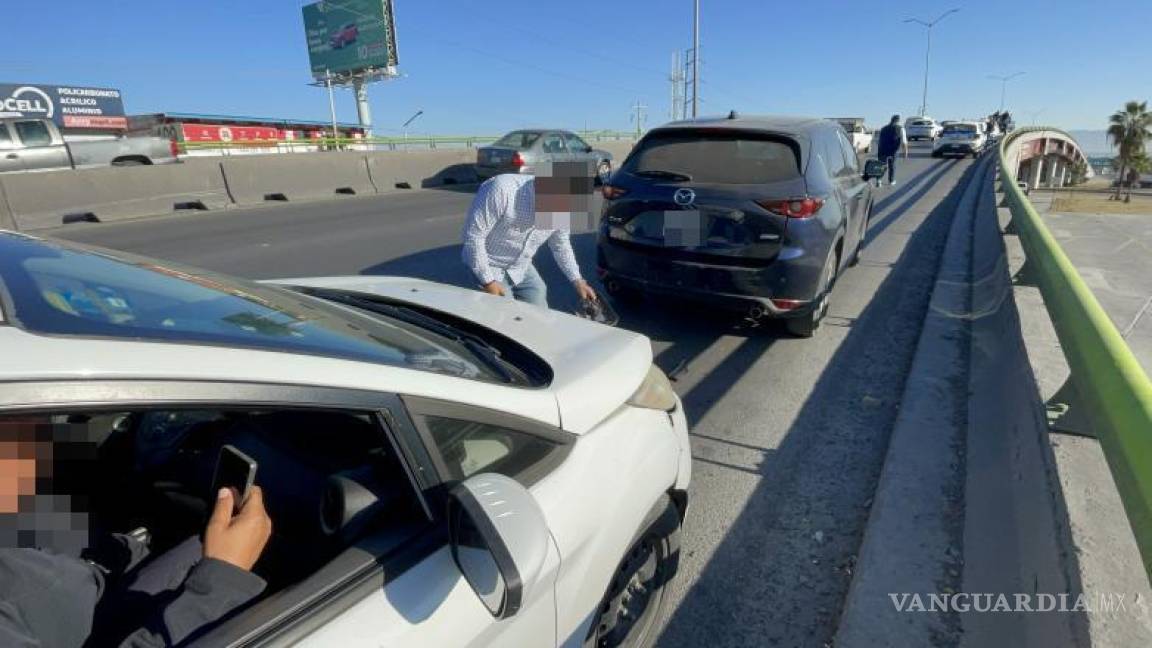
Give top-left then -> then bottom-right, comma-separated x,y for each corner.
691,0 -> 700,118
904,8 -> 959,117
402,110 -> 423,150
988,72 -> 1026,112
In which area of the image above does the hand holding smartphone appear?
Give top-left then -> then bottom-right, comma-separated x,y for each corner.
211,445 -> 258,513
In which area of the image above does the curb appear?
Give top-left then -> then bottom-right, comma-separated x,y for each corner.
834,155 -> 991,646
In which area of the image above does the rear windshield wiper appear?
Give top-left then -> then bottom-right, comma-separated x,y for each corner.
632,169 -> 693,181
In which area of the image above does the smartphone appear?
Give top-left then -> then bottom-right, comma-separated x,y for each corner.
211,444 -> 258,513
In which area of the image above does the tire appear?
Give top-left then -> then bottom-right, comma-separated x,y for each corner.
585,496 -> 681,648
785,247 -> 837,338
112,159 -> 146,167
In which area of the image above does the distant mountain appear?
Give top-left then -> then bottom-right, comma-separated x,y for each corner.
1065,130 -> 1111,156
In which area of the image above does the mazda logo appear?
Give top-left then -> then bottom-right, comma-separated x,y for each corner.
673,188 -> 696,206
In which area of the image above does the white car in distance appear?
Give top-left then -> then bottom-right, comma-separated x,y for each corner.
932,121 -> 988,158
904,117 -> 943,142
0,231 -> 691,648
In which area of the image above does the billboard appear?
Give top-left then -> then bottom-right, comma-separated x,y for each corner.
0,83 -> 126,129
301,0 -> 398,79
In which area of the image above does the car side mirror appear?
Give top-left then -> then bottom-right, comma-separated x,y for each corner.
863,158 -> 886,180
449,473 -> 551,619
584,145 -> 593,153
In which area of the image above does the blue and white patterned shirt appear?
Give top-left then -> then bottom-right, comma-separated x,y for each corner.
461,174 -> 583,286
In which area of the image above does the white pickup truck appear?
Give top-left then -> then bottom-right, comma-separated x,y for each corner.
833,118 -> 874,153
0,117 -> 178,173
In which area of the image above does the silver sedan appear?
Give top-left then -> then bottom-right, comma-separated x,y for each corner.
476,129 -> 613,181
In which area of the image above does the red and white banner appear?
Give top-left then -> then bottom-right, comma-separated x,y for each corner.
181,124 -> 284,142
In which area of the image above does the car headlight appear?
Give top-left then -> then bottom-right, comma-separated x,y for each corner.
627,364 -> 678,412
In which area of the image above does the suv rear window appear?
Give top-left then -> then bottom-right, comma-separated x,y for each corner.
624,131 -> 799,184
943,124 -> 977,134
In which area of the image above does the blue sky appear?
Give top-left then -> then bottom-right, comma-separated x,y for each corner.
5,0 -> 1148,135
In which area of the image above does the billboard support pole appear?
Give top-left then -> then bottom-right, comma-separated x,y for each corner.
353,77 -> 372,143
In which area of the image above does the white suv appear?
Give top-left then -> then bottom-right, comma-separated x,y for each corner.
904,117 -> 943,142
0,231 -> 691,647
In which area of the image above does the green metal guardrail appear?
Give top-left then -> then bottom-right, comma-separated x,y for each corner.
998,127 -> 1152,583
178,131 -> 636,153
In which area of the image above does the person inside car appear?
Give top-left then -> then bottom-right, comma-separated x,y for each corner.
0,418 -> 273,648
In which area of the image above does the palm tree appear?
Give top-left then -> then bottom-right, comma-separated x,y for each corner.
1124,151 -> 1150,202
1107,100 -> 1152,200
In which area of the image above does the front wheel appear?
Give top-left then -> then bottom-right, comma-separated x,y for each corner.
584,496 -> 681,648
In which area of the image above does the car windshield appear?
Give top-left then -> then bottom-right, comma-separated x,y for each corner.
910,120 -> 932,127
492,131 -> 542,148
624,131 -> 799,184
0,233 -> 505,381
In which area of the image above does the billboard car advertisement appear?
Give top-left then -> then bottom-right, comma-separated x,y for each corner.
0,83 -> 127,129
301,0 -> 398,79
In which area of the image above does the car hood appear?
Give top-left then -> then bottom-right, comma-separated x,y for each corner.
265,276 -> 653,434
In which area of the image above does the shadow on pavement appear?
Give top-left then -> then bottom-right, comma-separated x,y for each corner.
867,159 -> 959,243
654,161 -> 981,648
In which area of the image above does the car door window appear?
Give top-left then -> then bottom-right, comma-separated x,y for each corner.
418,414 -> 563,483
0,123 -> 13,149
0,403 -> 431,646
837,131 -> 859,172
541,132 -> 565,154
820,135 -> 847,178
563,133 -> 590,153
13,120 -> 53,147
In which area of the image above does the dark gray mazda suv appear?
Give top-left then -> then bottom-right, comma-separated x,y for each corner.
596,113 -> 883,336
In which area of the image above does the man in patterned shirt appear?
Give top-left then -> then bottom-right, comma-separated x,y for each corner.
461,165 -> 598,308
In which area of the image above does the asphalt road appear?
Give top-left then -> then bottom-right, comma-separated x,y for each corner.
52,144 -> 978,647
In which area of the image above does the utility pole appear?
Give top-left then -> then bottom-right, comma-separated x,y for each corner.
682,48 -> 694,119
670,51 -> 683,120
904,8 -> 959,117
988,72 -> 1025,112
691,0 -> 700,118
630,100 -> 648,140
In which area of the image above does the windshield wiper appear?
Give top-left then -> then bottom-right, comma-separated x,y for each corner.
633,169 -> 693,181
304,289 -> 516,383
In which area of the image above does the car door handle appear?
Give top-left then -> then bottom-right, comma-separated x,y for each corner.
5,154 -> 17,159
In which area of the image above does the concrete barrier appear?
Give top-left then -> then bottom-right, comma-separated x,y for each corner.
0,162 -> 230,231
0,143 -> 638,232
219,152 -> 374,205
366,150 -> 478,191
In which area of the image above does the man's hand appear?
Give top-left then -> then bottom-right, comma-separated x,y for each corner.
573,279 -> 597,302
482,281 -> 506,297
203,486 -> 272,572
